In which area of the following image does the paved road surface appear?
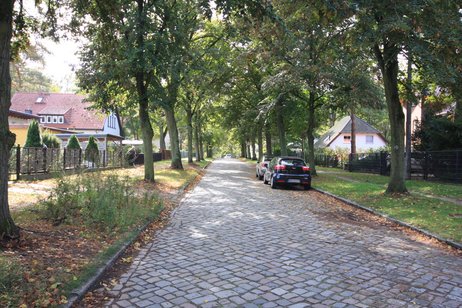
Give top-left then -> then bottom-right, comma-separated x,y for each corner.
106,159 -> 462,307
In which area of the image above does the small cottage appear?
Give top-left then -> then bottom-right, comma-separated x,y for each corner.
315,115 -> 387,152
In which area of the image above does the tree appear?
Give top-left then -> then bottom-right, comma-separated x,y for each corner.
85,136 -> 99,164
0,0 -> 19,239
0,0 -> 60,240
67,135 -> 81,149
73,0 -> 157,181
352,0 -> 462,193
42,132 -> 61,148
24,120 -> 42,148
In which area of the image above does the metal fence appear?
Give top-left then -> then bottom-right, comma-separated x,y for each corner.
315,150 -> 462,183
8,146 -> 127,181
315,154 -> 341,168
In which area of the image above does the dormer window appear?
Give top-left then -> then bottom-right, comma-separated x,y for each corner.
36,97 -> 43,103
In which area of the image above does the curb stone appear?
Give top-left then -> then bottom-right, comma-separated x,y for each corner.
312,187 -> 462,251
64,220 -> 152,308
64,166 -> 209,307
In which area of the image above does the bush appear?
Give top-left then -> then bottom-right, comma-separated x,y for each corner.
84,136 -> 100,164
413,115 -> 462,151
67,135 -> 81,149
42,177 -> 81,225
42,132 -> 61,148
24,120 -> 42,148
42,174 -> 162,232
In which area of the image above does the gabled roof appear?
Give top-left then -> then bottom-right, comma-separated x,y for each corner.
8,109 -> 40,120
11,93 -> 106,131
315,115 -> 385,148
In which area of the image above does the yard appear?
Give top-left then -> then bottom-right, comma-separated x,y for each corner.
1,159 -> 210,307
315,167 -> 462,243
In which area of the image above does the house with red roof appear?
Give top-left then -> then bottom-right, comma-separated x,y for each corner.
10,92 -> 124,149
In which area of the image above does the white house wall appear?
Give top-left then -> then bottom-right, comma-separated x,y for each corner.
329,133 -> 386,151
102,113 -> 122,136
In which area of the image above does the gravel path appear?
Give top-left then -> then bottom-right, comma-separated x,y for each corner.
106,159 -> 462,307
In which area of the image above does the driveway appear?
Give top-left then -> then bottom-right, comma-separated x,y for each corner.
106,159 -> 462,307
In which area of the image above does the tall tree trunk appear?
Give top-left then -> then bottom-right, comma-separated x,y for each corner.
375,43 -> 407,193
159,125 -> 166,151
265,122 -> 272,155
405,56 -> 413,179
251,133 -> 257,160
240,139 -> 246,158
275,96 -> 287,156
455,96 -> 462,123
246,141 -> 251,159
307,91 -> 317,176
186,105 -> 193,163
137,82 -> 154,181
164,106 -> 183,169
194,116 -> 200,162
350,111 -> 356,154
135,0 -> 154,182
329,110 -> 336,127
257,124 -> 263,161
0,0 -> 19,240
198,115 -> 204,161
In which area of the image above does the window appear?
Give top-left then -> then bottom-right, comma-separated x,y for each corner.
52,116 -> 57,123
366,135 -> 374,144
108,115 -> 116,128
343,135 -> 351,143
58,116 -> 64,123
40,116 -> 45,123
47,116 -> 51,123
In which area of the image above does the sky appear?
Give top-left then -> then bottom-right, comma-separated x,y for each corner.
42,38 -> 81,93
23,0 -> 81,93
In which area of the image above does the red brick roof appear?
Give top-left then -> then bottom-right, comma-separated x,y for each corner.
11,93 -> 106,131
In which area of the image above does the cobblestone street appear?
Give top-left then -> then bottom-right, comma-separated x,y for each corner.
106,159 -> 462,307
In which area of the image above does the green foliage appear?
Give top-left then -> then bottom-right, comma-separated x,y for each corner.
66,135 -> 81,150
42,174 -> 162,232
0,258 -> 24,307
84,136 -> 100,163
413,116 -> 462,151
42,177 -> 81,225
24,120 -> 42,148
42,132 -> 61,148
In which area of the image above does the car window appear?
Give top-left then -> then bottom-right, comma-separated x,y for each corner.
280,159 -> 306,166
269,157 -> 278,168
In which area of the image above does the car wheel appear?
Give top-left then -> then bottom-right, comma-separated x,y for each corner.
270,176 -> 278,189
263,174 -> 268,184
304,184 -> 311,190
256,171 -> 259,178
258,173 -> 263,180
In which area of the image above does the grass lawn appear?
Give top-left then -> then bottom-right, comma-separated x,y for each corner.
2,159 -> 209,307
314,167 -> 462,243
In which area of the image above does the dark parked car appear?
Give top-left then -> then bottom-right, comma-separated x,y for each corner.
256,155 -> 273,180
263,156 -> 311,190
